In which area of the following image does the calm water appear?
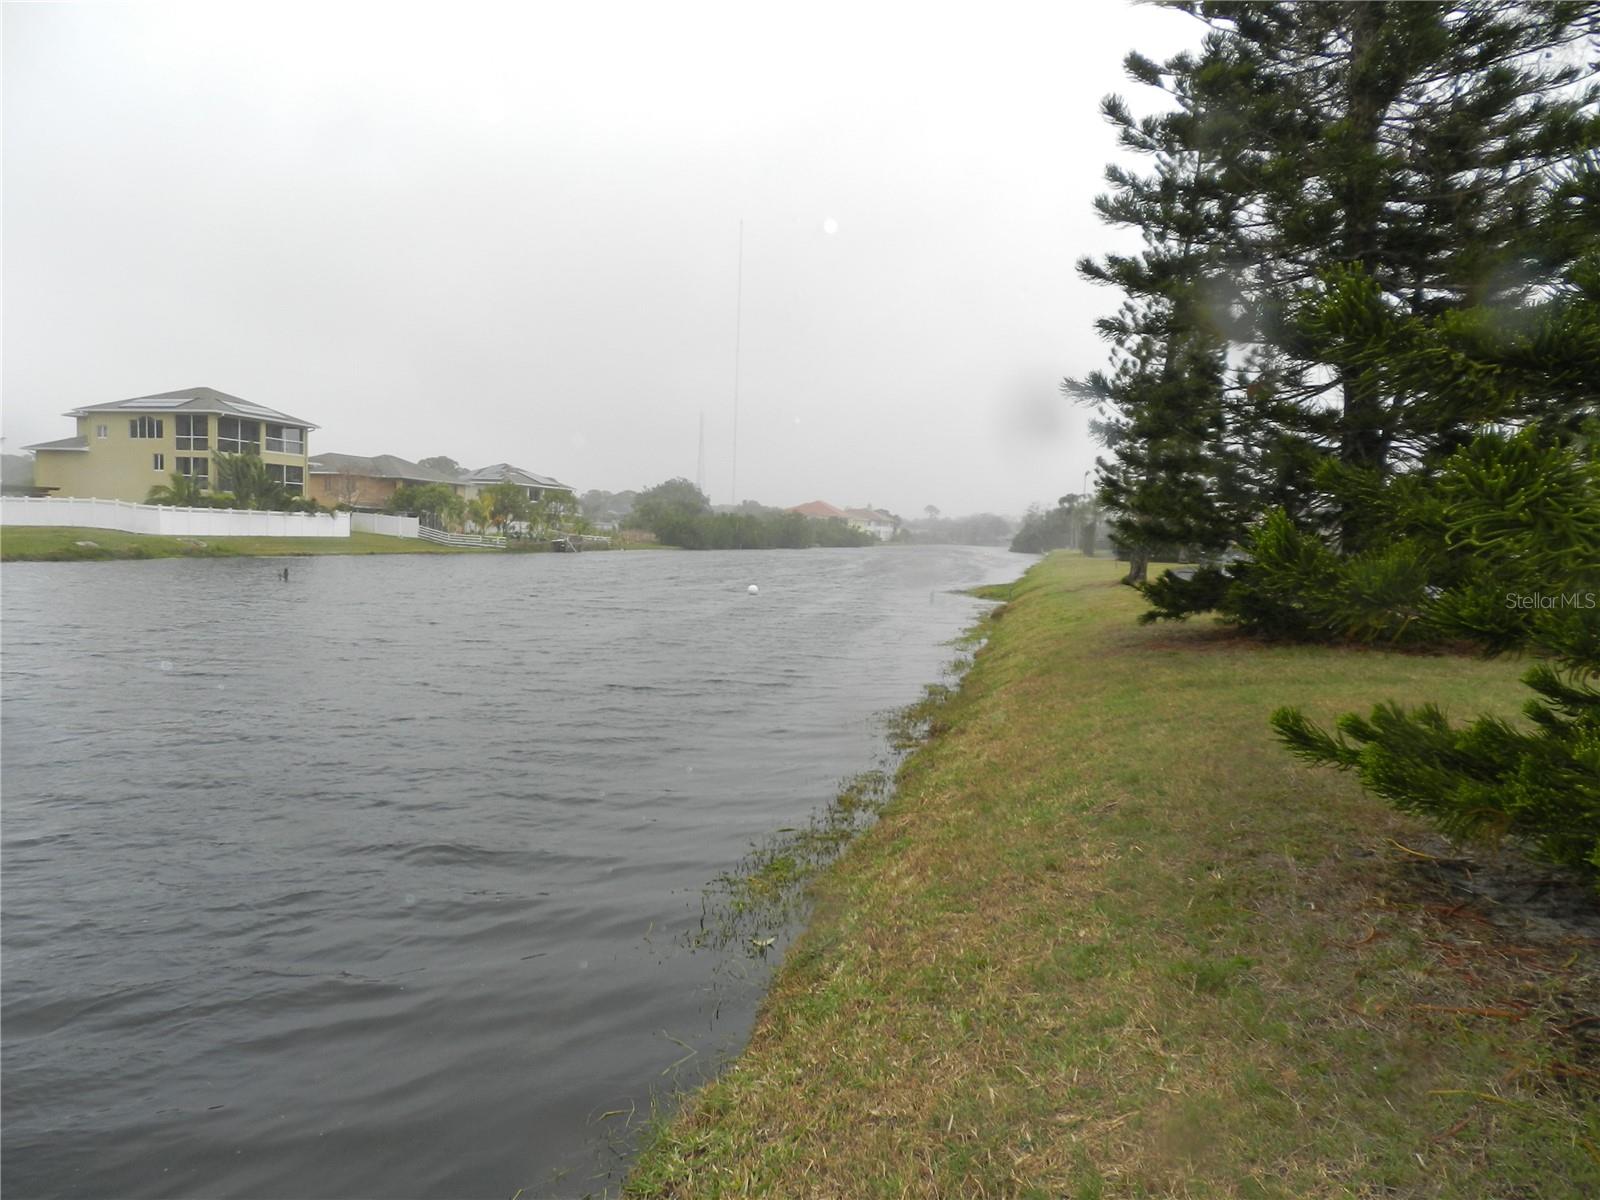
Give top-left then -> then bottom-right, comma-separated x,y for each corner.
1,544 -> 1018,1199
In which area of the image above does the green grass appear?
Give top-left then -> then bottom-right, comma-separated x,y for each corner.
626,553 -> 1600,1199
0,525 -> 491,561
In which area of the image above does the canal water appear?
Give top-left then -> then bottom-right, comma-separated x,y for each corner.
1,544 -> 1019,1199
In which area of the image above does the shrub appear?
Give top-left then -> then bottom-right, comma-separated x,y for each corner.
1273,660 -> 1600,885
1268,431 -> 1600,886
1145,431 -> 1600,646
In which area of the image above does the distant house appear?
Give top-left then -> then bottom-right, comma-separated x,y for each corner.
25,387 -> 316,503
788,499 -> 850,520
307,452 -> 466,510
788,500 -> 896,540
842,507 -> 897,540
463,463 -> 575,506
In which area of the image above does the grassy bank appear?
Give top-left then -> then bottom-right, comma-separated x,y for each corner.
0,526 -> 490,561
628,553 -> 1599,1198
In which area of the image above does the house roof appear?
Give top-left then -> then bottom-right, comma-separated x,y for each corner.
66,387 -> 318,429
788,500 -> 849,519
24,435 -> 90,453
307,452 -> 463,485
466,463 -> 574,492
843,507 -> 894,524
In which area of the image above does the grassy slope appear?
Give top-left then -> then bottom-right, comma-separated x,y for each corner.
628,553 -> 1599,1199
0,526 -> 487,560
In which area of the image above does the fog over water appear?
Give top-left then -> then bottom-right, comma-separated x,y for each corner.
3,1 -> 1200,515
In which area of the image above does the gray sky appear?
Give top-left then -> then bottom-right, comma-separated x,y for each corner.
3,1 -> 1199,516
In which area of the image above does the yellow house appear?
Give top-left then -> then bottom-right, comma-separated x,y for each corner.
26,387 -> 317,503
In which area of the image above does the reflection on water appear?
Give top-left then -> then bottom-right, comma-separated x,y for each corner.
1,545 -> 1018,1199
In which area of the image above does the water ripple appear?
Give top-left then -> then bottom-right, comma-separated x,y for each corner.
2,545 -> 1018,1199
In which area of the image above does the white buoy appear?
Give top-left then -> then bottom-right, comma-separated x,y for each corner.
747,584 -> 759,595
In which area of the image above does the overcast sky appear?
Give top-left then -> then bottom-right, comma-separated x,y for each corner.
3,2 -> 1200,516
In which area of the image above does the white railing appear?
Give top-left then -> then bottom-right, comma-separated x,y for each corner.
349,512 -> 419,538
417,526 -> 505,548
0,496 -> 350,538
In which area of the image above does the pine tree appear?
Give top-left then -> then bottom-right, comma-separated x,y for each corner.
1069,44 -> 1256,583
1084,3 -> 1598,568
1185,0 -> 1600,542
1272,430 -> 1600,886
1077,3 -> 1600,886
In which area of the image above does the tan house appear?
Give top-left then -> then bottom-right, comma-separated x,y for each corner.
26,387 -> 316,503
307,452 -> 467,510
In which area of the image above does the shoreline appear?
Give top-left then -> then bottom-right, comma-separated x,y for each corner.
624,552 -> 1599,1197
0,526 -> 1001,564
0,526 -> 688,562
0,526 -> 490,561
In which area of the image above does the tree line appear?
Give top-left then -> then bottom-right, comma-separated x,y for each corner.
1009,494 -> 1104,555
625,478 -> 877,549
1075,2 -> 1599,883
384,481 -> 577,538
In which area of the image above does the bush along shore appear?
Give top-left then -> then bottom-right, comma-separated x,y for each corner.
625,553 -> 1600,1199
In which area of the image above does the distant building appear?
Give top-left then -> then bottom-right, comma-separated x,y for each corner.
787,499 -> 896,540
307,452 -> 466,510
305,455 -> 576,527
25,387 -> 315,503
463,463 -> 575,505
787,499 -> 850,520
842,507 -> 897,540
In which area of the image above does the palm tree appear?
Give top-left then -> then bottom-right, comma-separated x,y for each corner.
146,473 -> 208,507
213,452 -> 291,510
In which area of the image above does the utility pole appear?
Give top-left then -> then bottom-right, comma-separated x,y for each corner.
696,410 -> 706,499
730,218 -> 744,506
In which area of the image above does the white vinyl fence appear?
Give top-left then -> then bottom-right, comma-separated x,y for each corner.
416,526 -> 505,548
1,496 -> 350,538
349,512 -> 419,538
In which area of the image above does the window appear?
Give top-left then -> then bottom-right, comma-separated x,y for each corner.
216,417 -> 260,454
152,453 -> 165,471
265,423 -> 304,454
176,414 -> 209,450
266,463 -> 304,493
176,456 -> 208,482
95,424 -> 109,439
129,416 -> 164,439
